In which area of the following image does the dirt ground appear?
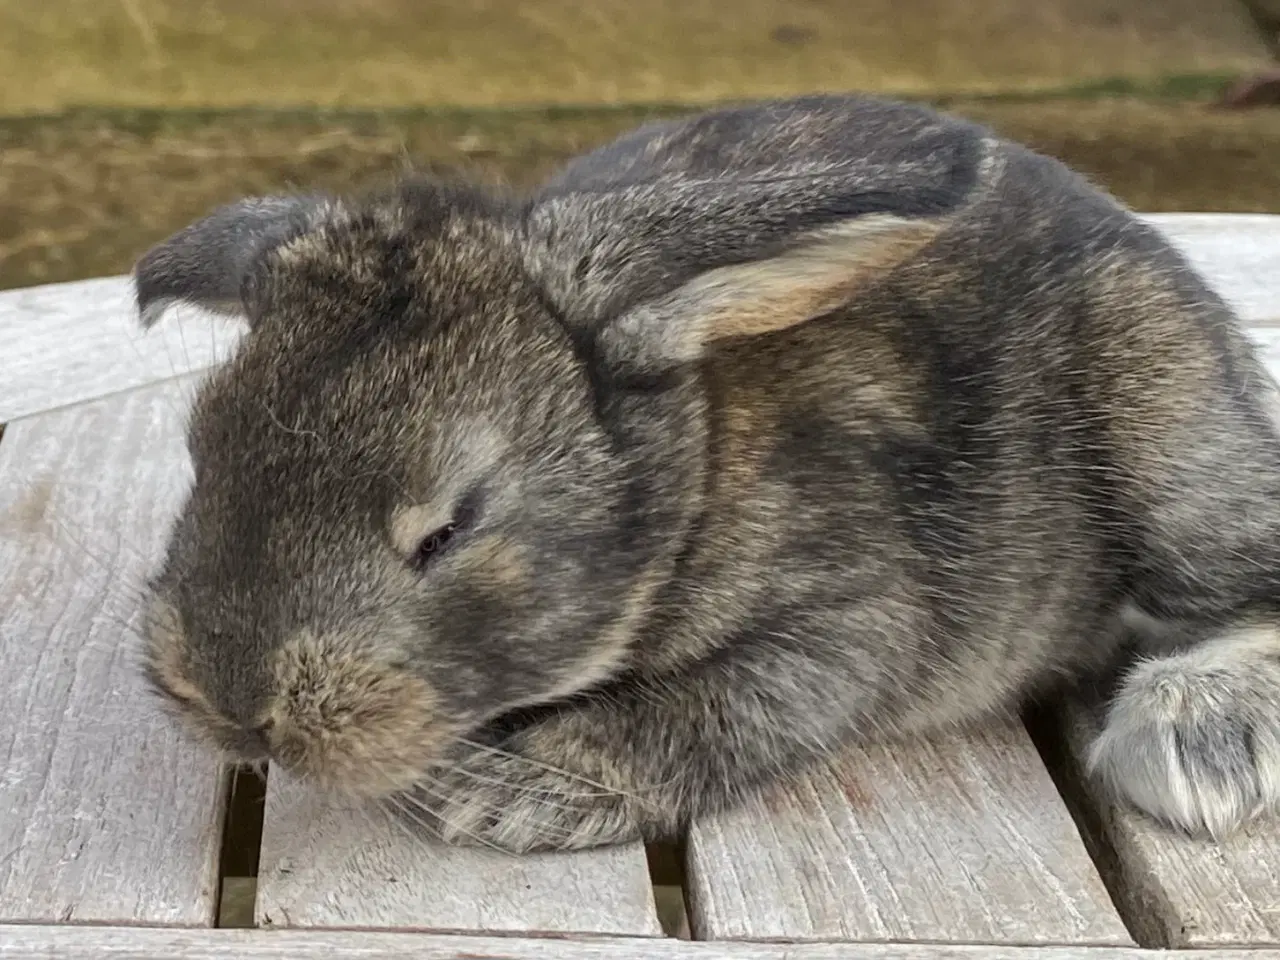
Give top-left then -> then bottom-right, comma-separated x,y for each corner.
4,97 -> 1280,292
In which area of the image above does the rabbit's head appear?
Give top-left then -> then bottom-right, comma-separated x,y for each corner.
133,97 -> 973,798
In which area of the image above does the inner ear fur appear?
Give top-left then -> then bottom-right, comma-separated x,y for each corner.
599,212 -> 949,373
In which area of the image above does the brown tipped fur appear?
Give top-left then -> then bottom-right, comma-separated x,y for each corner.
266,633 -> 446,797
132,93 -> 1280,852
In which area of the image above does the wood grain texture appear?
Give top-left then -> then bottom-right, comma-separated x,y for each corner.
685,718 -> 1132,945
255,779 -> 662,936
0,379 -> 227,925
1050,698 -> 1280,949
1140,213 -> 1280,327
4,927 -> 1280,960
0,276 -> 241,422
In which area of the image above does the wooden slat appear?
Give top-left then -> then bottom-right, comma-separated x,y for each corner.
1051,699 -> 1280,949
0,276 -> 241,422
685,718 -> 1132,945
1140,213 -> 1280,327
0,379 -> 227,925
255,779 -> 663,935
5,926 -> 1280,960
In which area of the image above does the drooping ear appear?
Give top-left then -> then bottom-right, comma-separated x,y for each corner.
597,212 -> 947,374
524,97 -> 985,374
132,194 -> 334,329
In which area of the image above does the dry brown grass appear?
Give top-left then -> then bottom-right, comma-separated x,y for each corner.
3,99 -> 1280,293
0,107 -> 661,289
0,0 -> 1271,115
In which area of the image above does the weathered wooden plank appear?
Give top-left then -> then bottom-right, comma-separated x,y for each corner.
685,718 -> 1132,945
1049,697 -> 1280,949
0,276 -> 241,422
0,215 -> 1276,423
0,379 -> 226,925
255,777 -> 663,935
1140,214 -> 1280,327
5,926 -> 1280,960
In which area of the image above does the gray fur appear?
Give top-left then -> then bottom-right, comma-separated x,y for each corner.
134,194 -> 333,327
131,93 -> 1280,852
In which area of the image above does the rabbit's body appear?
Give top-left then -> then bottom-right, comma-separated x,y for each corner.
133,95 -> 1280,852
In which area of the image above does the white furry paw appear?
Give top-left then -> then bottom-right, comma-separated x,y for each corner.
1087,625 -> 1280,840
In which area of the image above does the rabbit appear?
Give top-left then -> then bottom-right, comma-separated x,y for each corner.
130,93 -> 1280,854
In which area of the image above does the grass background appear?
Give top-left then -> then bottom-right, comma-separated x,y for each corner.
3,0 -> 1280,292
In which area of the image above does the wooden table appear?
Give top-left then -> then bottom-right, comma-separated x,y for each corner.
2,213 -> 1280,960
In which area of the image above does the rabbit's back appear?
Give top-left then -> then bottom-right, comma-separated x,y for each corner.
541,94 -> 983,208
639,131 -> 1279,737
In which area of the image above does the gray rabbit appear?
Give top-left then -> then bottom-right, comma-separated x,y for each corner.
132,94 -> 1280,853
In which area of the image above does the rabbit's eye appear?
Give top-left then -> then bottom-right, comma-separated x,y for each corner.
407,495 -> 478,572
411,524 -> 456,569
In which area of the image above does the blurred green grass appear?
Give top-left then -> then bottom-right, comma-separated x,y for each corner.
1,0 -> 1271,114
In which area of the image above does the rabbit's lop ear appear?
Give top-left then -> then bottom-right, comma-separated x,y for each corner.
600,212 -> 946,374
132,194 -> 332,329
